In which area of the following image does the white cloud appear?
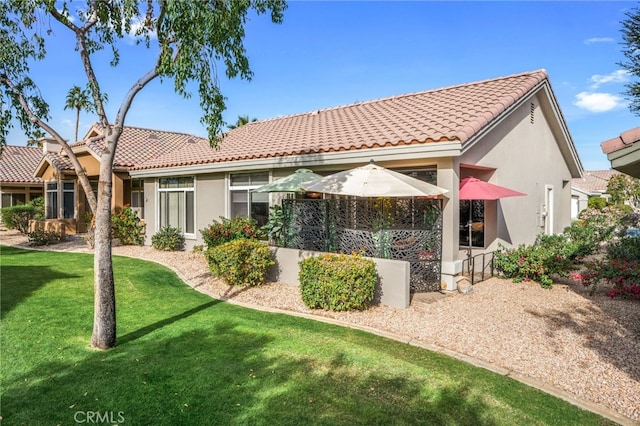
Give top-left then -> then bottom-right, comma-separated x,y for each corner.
573,91 -> 625,113
589,70 -> 630,89
127,16 -> 157,43
56,8 -> 75,23
584,37 -> 614,44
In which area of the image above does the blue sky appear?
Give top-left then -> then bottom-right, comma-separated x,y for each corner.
6,1 -> 640,171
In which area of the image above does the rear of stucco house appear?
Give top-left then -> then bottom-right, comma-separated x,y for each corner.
129,69 -> 583,292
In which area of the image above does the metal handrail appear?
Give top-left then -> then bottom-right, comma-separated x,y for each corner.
461,251 -> 495,285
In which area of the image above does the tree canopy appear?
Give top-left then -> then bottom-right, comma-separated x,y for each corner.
0,0 -> 286,349
1,0 -> 286,147
619,5 -> 640,116
227,115 -> 258,129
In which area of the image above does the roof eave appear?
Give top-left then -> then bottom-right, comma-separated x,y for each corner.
130,142 -> 463,178
462,79 -> 583,178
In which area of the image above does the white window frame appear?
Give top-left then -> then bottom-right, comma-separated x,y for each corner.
227,172 -> 270,225
156,176 -> 196,239
544,184 -> 554,235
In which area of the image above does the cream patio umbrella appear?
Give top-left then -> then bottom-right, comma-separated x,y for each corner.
300,160 -> 448,198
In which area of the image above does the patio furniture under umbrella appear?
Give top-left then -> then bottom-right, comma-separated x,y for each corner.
252,168 -> 323,193
459,176 -> 526,258
300,160 -> 449,198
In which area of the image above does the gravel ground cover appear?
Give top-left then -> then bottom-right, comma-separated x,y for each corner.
2,229 -> 638,424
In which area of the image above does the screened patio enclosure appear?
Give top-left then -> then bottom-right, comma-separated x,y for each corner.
280,198 -> 444,292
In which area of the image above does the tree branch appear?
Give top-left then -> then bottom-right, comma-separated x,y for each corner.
1,74 -> 97,213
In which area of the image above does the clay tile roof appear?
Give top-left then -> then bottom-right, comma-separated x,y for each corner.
75,125 -> 209,168
134,69 -> 549,171
601,126 -> 640,154
0,145 -> 44,183
572,169 -> 620,194
43,151 -> 74,172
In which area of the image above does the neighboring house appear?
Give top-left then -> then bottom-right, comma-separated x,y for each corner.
130,69 -> 583,290
0,145 -> 44,210
601,126 -> 640,179
34,125 -> 208,233
571,169 -> 620,219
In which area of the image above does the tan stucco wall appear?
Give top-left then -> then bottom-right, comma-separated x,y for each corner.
460,93 -> 575,251
194,174 -> 226,245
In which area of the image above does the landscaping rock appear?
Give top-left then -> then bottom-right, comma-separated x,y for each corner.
456,276 -> 473,295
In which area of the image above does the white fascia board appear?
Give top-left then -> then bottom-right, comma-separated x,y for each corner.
129,142 -> 462,178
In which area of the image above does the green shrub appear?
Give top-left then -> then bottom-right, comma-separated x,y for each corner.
299,253 -> 377,311
200,216 -> 263,249
494,244 -> 554,288
618,212 -> 640,237
27,229 -> 60,246
606,236 -> 640,263
262,205 -> 284,245
29,196 -> 45,220
151,226 -> 184,251
205,239 -> 274,286
562,221 -> 601,258
111,206 -> 145,245
1,204 -> 39,233
577,206 -> 626,243
587,196 -> 607,209
494,235 -> 577,289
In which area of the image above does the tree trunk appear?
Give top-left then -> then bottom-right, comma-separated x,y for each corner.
90,160 -> 116,349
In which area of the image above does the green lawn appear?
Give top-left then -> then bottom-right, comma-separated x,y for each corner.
0,245 -> 613,425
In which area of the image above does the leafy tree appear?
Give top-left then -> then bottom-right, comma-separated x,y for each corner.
619,5 -> 640,116
607,173 -> 640,208
227,114 -> 258,129
0,0 -> 286,349
64,85 -> 92,142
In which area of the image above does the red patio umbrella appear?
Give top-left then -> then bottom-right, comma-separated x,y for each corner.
459,177 -> 526,258
459,177 -> 526,201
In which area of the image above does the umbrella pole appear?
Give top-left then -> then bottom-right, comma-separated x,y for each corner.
467,203 -> 473,264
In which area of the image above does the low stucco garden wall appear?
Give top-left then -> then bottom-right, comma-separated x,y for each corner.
268,246 -> 411,309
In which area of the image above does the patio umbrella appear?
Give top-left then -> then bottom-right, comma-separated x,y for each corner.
252,168 -> 323,193
459,176 -> 526,257
300,160 -> 448,198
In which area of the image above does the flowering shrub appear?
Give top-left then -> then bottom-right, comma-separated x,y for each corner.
577,258 -> 640,299
576,237 -> 640,299
494,234 -> 581,289
577,206 -> 626,242
200,216 -> 263,249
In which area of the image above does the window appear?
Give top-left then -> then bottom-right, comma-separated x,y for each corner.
63,182 -> 75,219
131,178 -> 144,219
229,172 -> 269,226
158,177 -> 194,235
46,182 -> 58,219
1,193 -> 26,208
47,181 -> 75,219
400,169 -> 437,185
83,180 -> 99,213
459,200 -> 485,248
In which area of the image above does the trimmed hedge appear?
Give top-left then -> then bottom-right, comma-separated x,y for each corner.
299,253 -> 377,311
1,204 -> 39,234
205,239 -> 274,286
